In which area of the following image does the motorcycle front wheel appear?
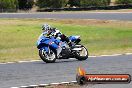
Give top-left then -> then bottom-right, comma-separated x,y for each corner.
75,45 -> 88,61
39,49 -> 56,63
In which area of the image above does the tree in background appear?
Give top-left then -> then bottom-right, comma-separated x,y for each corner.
36,0 -> 68,8
80,0 -> 110,7
50,0 -> 68,8
18,0 -> 34,10
36,0 -> 51,8
0,0 -> 18,12
115,0 -> 132,5
68,0 -> 81,7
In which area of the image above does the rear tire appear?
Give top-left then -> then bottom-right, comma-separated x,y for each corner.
39,49 -> 56,63
75,45 -> 88,61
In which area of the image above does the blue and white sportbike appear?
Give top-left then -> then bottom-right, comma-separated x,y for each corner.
36,35 -> 88,63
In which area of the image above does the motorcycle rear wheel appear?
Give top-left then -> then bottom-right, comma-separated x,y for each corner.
39,49 -> 56,63
75,45 -> 88,61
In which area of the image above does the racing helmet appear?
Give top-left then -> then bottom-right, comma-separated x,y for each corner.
42,24 -> 51,32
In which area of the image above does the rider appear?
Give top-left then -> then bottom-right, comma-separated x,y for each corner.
41,24 -> 72,47
38,24 -> 62,57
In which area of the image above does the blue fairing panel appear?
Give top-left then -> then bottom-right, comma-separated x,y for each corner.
69,36 -> 80,42
36,34 -> 59,52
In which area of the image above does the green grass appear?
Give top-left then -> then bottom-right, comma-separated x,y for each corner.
0,19 -> 132,62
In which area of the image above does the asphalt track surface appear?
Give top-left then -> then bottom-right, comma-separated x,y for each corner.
0,12 -> 132,21
0,54 -> 132,88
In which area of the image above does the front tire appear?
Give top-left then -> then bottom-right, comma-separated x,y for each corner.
75,45 -> 88,61
39,49 -> 56,63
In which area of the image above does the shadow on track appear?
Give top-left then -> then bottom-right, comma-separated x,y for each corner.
35,58 -> 87,65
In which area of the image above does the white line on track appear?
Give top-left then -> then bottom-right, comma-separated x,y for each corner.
0,63 -> 6,64
20,86 -> 29,88
39,83 -> 50,86
7,62 -> 15,64
11,81 -> 77,88
89,56 -> 97,57
126,53 -> 132,55
29,85 -> 38,87
99,54 -> 122,57
50,82 -> 61,85
71,81 -> 77,83
1,53 -> 132,65
60,81 -> 70,84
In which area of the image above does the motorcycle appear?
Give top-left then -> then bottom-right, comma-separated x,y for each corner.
36,35 -> 88,63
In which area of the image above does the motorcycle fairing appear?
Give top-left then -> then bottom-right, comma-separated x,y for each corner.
69,36 -> 80,42
37,34 -> 59,53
